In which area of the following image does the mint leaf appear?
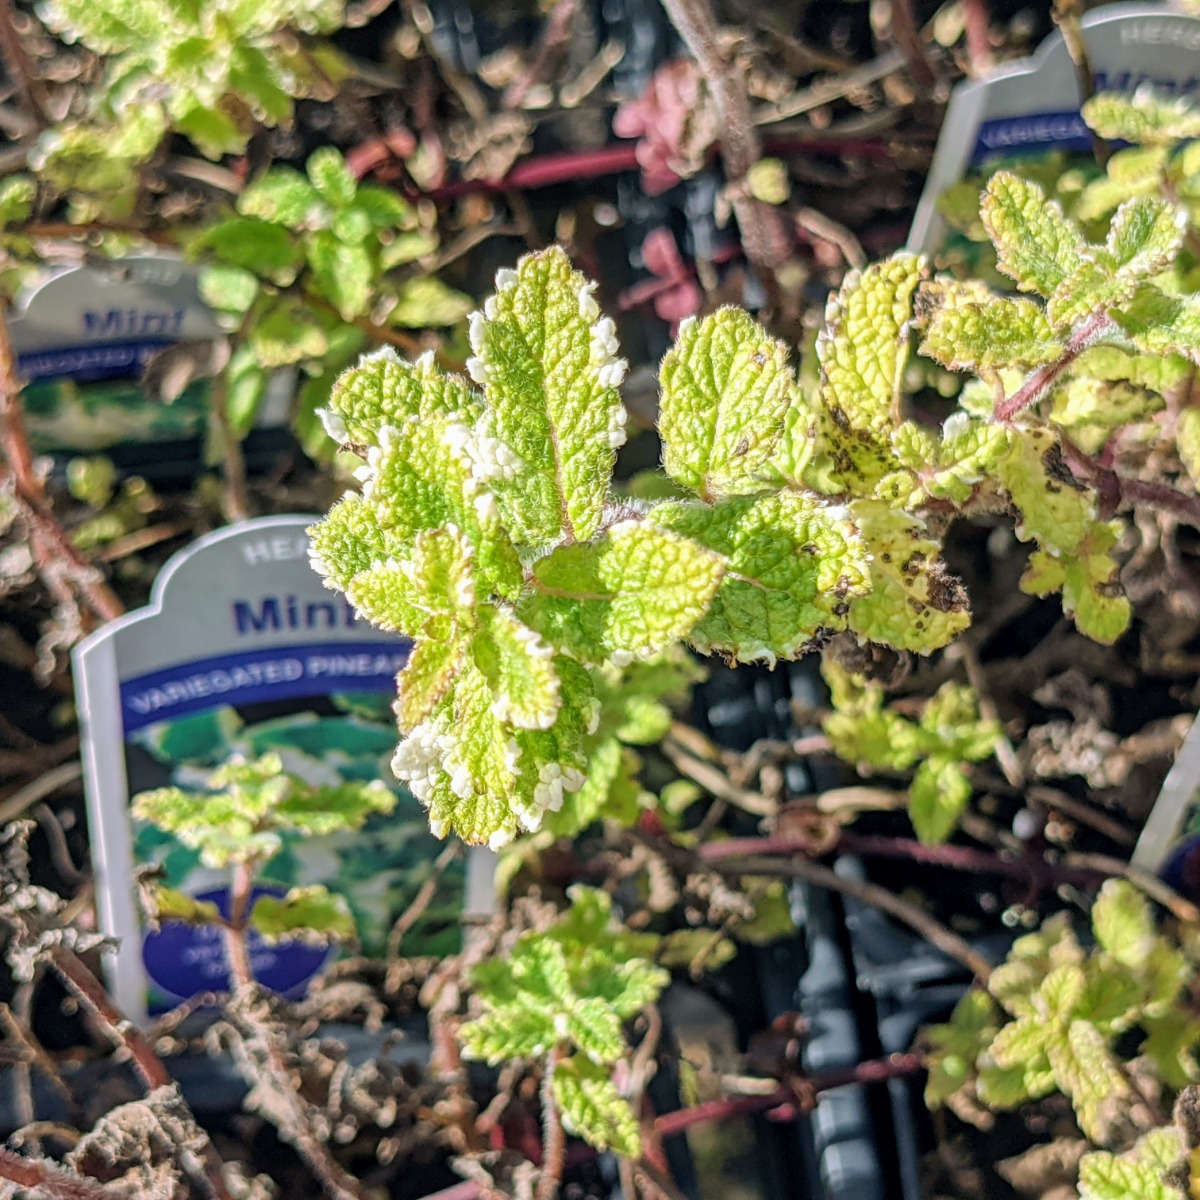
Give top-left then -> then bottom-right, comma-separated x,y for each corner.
920,294 -> 1062,372
521,521 -> 724,664
1077,1127 -> 1185,1200
847,499 -> 970,653
981,172 -> 1085,297
1083,87 -> 1200,144
553,1056 -> 641,1157
320,347 -> 479,448
658,308 -> 793,500
468,249 -> 628,546
250,885 -> 356,944
653,492 -> 868,663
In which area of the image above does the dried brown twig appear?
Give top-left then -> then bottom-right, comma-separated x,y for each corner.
657,0 -> 790,303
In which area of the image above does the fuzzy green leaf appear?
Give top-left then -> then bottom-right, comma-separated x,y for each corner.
319,347 -> 479,448
1092,880 -> 1157,971
658,308 -> 793,499
909,756 -> 973,845
1047,1019 -> 1130,1142
847,500 -> 971,653
458,1011 -> 556,1062
239,167 -> 322,227
199,264 -> 259,315
148,886 -> 222,927
387,277 -> 473,328
994,427 -> 1096,556
1083,87 -> 1200,144
0,177 -> 34,229
1049,197 -> 1184,327
553,1056 -> 642,1157
521,521 -> 724,665
1178,407 -> 1200,488
924,989 -> 1000,1108
981,172 -> 1085,297
397,624 -> 465,730
473,606 -> 560,731
250,885 -> 356,944
1020,519 -> 1131,644
306,147 -> 357,208
652,492 -> 868,664
306,231 -> 372,320
819,255 -> 923,444
133,753 -> 396,869
345,414 -> 522,598
920,294 -> 1062,372
1114,286 -> 1200,364
467,249 -> 627,546
193,217 -> 301,285
1077,1127 -> 1185,1200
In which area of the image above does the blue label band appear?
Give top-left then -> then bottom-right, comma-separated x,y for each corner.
17,339 -> 180,383
970,111 -> 1094,164
120,640 -> 411,733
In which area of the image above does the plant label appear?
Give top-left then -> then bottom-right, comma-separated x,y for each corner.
8,255 -> 290,455
908,3 -> 1200,256
74,514 -> 494,1022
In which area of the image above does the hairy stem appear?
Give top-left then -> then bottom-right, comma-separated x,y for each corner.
46,947 -> 234,1200
994,310 -> 1115,422
208,370 -> 251,525
1059,434 -> 1200,532
536,1046 -> 568,1200
223,860 -> 256,990
413,1053 -> 924,1200
961,0 -> 993,73
1052,0 -> 1111,167
47,947 -> 171,1089
699,833 -> 1105,893
653,1052 -> 925,1136
219,864 -> 372,1200
657,0 -> 790,300
883,0 -> 937,90
0,1145 -> 125,1200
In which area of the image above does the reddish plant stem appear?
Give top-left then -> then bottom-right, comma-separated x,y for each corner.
416,1054 -> 927,1200
223,861 -> 256,990
961,0 -> 993,74
657,0 -> 791,299
698,833 -> 1107,892
47,947 -> 170,1089
993,311 -> 1115,422
0,310 -> 124,625
885,0 -> 938,90
47,947 -> 235,1200
1057,434 -> 1200,531
653,1053 -> 926,1137
0,1145 -> 127,1200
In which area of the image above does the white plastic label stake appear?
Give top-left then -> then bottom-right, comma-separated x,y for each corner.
1132,711 -> 1200,874
909,4 -> 1200,256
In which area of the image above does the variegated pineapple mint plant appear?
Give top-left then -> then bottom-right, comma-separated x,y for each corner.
308,152 -> 1200,850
